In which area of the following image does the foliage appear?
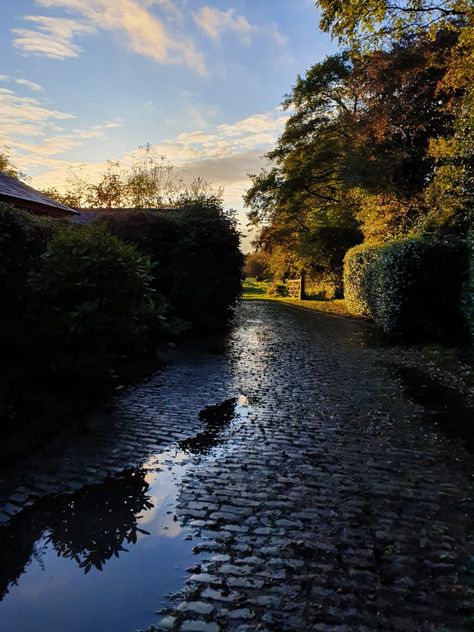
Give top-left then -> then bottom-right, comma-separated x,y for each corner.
245,53 -> 362,289
28,224 -> 164,357
0,148 -> 26,180
267,282 -> 289,298
244,252 -> 270,279
0,204 -> 61,324
41,145 -> 223,210
343,243 -> 383,317
344,238 -> 468,340
316,0 -> 470,48
97,194 -> 244,331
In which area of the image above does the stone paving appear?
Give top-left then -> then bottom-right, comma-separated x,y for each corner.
1,301 -> 474,631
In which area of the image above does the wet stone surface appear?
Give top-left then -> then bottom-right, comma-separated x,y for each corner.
1,301 -> 474,631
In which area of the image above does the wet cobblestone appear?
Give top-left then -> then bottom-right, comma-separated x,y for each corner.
1,301 -> 473,630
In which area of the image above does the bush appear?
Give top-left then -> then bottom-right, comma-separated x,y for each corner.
98,196 -> 244,331
344,238 -> 468,341
267,282 -> 289,297
343,243 -> 382,317
0,203 -> 61,321
27,224 -> 166,357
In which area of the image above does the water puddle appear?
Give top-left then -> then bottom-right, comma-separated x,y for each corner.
0,449 -> 200,632
0,395 -> 254,632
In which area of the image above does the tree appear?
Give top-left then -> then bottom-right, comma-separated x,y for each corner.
245,54 -> 365,289
317,0 -> 470,47
0,149 -> 26,180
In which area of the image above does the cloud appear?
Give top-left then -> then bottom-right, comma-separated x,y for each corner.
14,78 -> 44,92
12,16 -> 95,59
193,7 -> 253,46
14,0 -> 205,73
0,84 -> 124,171
194,5 -> 287,48
0,75 -> 44,92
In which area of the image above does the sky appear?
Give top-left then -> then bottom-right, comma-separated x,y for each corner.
0,0 -> 337,249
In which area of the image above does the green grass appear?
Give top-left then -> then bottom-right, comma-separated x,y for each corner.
242,278 -> 353,318
242,278 -> 271,300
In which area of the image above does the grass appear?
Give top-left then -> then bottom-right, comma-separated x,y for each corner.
242,278 -> 352,318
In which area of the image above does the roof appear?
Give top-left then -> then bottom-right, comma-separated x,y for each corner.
0,171 -> 78,217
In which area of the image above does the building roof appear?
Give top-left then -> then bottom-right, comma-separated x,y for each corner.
0,171 -> 78,217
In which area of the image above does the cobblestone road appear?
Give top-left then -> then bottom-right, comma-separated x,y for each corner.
1,301 -> 473,631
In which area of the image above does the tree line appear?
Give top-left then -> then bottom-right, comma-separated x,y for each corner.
245,1 -> 473,301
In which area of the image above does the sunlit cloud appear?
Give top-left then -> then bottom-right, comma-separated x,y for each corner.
15,0 -> 206,73
12,16 -> 95,59
194,5 -> 287,48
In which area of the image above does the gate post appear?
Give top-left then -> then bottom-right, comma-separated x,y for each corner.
300,271 -> 306,299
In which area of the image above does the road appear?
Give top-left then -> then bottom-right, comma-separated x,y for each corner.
0,301 -> 473,631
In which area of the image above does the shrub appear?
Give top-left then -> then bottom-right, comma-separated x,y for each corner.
99,196 -> 244,331
0,203 -> 61,320
343,243 -> 382,317
27,224 -> 166,358
344,238 -> 468,341
267,282 -> 289,297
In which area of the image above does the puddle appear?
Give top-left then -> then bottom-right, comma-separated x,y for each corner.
0,449 -> 201,632
396,365 -> 474,451
0,394 -> 255,632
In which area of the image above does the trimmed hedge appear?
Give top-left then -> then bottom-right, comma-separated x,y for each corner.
98,198 -> 244,331
344,238 -> 468,341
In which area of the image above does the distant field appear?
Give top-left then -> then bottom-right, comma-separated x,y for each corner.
242,278 -> 271,300
242,278 -> 351,318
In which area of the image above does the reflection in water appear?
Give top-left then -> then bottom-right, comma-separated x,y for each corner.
179,397 -> 237,455
0,450 -> 202,632
0,396 -> 253,631
0,469 -> 153,599
45,470 -> 154,574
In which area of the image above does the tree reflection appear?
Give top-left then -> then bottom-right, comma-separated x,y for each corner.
0,468 -> 154,598
178,397 -> 237,455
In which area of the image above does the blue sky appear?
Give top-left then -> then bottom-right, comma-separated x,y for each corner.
0,0 -> 336,245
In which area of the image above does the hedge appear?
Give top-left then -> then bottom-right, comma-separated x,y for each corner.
0,203 -> 61,321
98,197 -> 244,331
344,238 -> 468,341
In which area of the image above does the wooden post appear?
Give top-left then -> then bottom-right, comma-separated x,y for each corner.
300,271 -> 306,299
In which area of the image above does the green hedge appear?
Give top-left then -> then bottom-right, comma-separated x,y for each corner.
28,224 -> 166,357
98,197 -> 244,331
0,203 -> 61,320
344,238 -> 468,341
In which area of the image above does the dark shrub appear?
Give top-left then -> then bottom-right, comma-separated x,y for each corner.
344,238 -> 468,341
0,203 -> 61,321
267,282 -> 289,297
99,195 -> 244,331
28,224 -> 166,357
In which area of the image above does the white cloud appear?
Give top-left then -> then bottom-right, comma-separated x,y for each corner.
14,78 -> 44,92
12,16 -> 95,59
14,0 -> 205,73
194,5 -> 287,48
0,75 -> 44,92
193,7 -> 252,46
